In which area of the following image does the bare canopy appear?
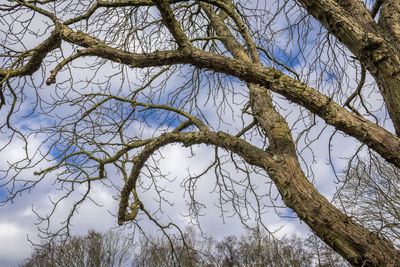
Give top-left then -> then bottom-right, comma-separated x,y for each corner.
1,0 -> 400,266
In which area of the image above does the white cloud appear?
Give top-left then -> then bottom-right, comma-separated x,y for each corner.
0,223 -> 32,265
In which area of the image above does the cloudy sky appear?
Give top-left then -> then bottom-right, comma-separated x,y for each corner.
0,88 -> 358,267
0,1 -> 380,266
0,131 -> 337,266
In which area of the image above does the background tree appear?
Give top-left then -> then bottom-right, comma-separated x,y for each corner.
133,227 -> 349,266
132,226 -> 211,266
1,0 -> 400,266
19,230 -> 133,267
336,152 -> 400,242
22,227 -> 347,266
305,234 -> 350,267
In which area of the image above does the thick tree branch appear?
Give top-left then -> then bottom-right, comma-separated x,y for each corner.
297,0 -> 377,54
12,0 -> 58,23
201,1 -> 295,154
371,0 -> 384,18
335,0 -> 376,32
378,0 -> 400,52
52,25 -> 400,169
2,2 -> 400,264
0,28 -> 61,80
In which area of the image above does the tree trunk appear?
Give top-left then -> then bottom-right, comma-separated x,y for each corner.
201,3 -> 399,265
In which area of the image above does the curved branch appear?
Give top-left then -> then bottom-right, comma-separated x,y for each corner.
63,1 -> 100,25
117,130 -> 270,224
63,0 -> 185,25
97,0 -> 182,8
46,49 -> 88,85
200,0 -> 260,63
344,65 -> 366,115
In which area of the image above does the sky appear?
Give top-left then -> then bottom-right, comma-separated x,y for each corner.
0,1 -> 387,266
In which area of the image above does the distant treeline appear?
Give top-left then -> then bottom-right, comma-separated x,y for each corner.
20,227 -> 349,267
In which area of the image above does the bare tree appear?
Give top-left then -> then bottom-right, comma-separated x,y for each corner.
306,233 -> 349,267
1,0 -> 400,265
337,152 -> 400,243
21,227 -> 345,267
133,227 -> 348,266
19,230 -> 133,267
132,226 -> 211,266
234,230 -> 346,267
